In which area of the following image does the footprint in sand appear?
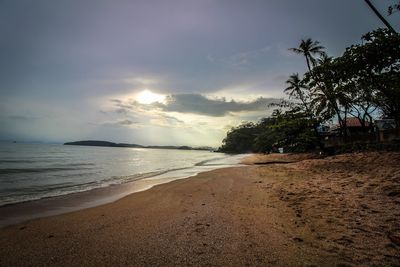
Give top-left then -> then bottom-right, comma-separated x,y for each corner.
388,234 -> 400,246
334,236 -> 354,245
293,237 -> 304,242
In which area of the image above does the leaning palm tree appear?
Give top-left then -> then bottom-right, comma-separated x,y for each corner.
310,90 -> 336,123
284,73 -> 312,118
284,73 -> 306,102
289,38 -> 325,71
316,52 -> 332,65
364,0 -> 396,33
388,1 -> 400,15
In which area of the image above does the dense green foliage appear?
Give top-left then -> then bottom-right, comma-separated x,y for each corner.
220,108 -> 318,153
307,29 -> 400,129
219,122 -> 260,153
388,1 -> 400,15
219,28 -> 400,153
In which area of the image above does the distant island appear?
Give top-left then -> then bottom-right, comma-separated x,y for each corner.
64,140 -> 214,151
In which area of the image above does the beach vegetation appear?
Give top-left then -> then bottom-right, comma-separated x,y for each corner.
219,28 -> 400,153
289,38 -> 325,72
388,1 -> 400,15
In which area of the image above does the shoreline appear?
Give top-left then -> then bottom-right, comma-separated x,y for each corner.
0,154 -> 247,228
1,152 -> 399,266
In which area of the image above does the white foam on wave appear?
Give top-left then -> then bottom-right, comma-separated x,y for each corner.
0,152 -> 248,227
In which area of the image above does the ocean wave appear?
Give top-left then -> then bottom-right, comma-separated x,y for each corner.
101,167 -> 191,185
0,168 -> 189,206
0,145 -> 242,207
0,167 -> 94,174
0,159 -> 37,163
194,156 -> 227,166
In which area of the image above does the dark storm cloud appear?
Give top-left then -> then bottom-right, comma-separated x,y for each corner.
111,94 -> 279,117
161,94 -> 277,116
208,46 -> 272,69
100,119 -> 141,128
1,0 -> 399,144
116,119 -> 138,126
1,0 -> 397,98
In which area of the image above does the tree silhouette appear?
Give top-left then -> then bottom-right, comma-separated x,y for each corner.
364,0 -> 397,34
388,1 -> 400,15
289,38 -> 325,72
284,73 -> 310,114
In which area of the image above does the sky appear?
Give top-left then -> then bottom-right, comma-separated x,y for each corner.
0,0 -> 399,147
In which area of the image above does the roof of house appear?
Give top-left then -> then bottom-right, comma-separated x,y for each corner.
340,117 -> 370,127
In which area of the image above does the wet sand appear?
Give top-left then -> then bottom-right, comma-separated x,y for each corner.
0,152 -> 399,266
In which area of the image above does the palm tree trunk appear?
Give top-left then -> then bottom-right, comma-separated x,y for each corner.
364,0 -> 397,34
343,107 -> 348,141
333,105 -> 344,133
305,56 -> 312,72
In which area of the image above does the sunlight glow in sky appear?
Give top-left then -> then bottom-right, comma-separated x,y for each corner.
135,90 -> 166,105
0,0 -> 398,147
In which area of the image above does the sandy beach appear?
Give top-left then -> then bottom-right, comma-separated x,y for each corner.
1,152 -> 399,266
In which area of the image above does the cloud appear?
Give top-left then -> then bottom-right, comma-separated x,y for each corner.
100,119 -> 141,128
7,115 -> 38,121
150,114 -> 186,128
110,99 -> 122,104
117,119 -> 138,126
122,76 -> 165,90
115,108 -> 128,114
208,46 -> 272,68
109,93 -> 278,117
159,94 -> 277,117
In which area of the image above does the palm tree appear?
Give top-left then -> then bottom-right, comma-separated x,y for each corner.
316,52 -> 332,65
290,39 -> 336,130
364,0 -> 396,34
388,1 -> 400,15
284,73 -> 307,105
310,90 -> 336,122
289,38 -> 325,71
285,73 -> 324,147
285,73 -> 316,122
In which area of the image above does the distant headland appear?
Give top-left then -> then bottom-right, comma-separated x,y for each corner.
64,140 -> 214,151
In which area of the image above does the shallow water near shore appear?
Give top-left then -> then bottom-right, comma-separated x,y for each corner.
0,143 -> 245,227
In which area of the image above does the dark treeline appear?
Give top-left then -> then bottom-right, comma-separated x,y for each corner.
64,140 -> 213,151
219,28 -> 400,153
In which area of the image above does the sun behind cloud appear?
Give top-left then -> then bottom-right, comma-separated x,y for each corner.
135,90 -> 166,104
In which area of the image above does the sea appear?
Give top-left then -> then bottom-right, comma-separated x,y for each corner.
0,143 -> 244,208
